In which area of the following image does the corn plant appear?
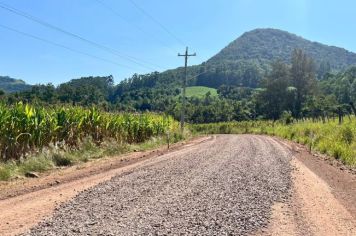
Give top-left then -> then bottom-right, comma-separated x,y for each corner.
0,103 -> 177,161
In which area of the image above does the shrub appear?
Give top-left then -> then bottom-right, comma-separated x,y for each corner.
304,128 -> 311,137
52,153 -> 73,166
0,165 -> 12,181
341,127 -> 354,145
219,123 -> 231,134
289,131 -> 296,140
173,132 -> 184,143
281,111 -> 293,124
331,144 -> 344,160
18,155 -> 53,174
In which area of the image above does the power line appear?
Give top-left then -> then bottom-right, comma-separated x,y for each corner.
94,0 -> 168,70
0,1 -> 159,71
0,23 -> 142,71
94,0 -> 177,57
128,0 -> 186,47
0,1 -> 154,71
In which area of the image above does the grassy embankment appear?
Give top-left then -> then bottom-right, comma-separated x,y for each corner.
191,117 -> 356,166
0,103 -> 183,181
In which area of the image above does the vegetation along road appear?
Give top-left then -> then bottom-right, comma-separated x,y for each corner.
0,135 -> 351,235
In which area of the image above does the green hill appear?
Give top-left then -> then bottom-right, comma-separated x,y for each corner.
116,28 -> 356,95
196,28 -> 356,88
185,86 -> 218,98
0,76 -> 32,93
208,28 -> 356,70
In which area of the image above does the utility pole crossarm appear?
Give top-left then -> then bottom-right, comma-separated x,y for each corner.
178,47 -> 196,133
178,53 -> 196,57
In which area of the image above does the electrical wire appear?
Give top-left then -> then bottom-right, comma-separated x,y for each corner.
128,0 -> 186,47
0,1 -> 160,71
187,70 -> 210,81
0,23 -> 142,71
95,0 -> 177,57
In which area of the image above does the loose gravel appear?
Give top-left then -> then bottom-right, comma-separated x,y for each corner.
25,135 -> 293,235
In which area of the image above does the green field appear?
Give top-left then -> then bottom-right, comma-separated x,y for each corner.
184,86 -> 218,98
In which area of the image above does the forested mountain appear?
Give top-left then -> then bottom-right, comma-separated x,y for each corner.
3,28 -> 356,122
116,28 -> 356,92
197,28 -> 356,87
0,76 -> 32,93
209,28 -> 356,70
5,28 -> 356,95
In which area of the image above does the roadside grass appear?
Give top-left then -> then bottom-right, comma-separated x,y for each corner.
190,117 -> 356,166
0,132 -> 186,181
132,131 -> 184,150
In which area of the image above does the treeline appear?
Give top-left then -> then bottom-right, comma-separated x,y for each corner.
260,49 -> 356,121
3,73 -> 182,112
169,49 -> 356,123
2,49 -> 356,123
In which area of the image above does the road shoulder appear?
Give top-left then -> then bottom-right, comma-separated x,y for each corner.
259,138 -> 356,236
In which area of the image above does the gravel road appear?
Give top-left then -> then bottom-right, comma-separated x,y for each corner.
25,135 -> 293,235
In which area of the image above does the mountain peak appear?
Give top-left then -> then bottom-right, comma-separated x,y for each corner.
208,28 -> 356,70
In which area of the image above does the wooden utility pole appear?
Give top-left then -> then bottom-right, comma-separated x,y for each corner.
178,47 -> 196,133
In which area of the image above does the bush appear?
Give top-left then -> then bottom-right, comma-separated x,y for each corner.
219,123 -> 232,134
304,128 -> 311,137
341,127 -> 354,145
173,132 -> 184,142
18,155 -> 53,174
281,111 -> 293,124
332,145 -> 343,160
52,153 -> 73,166
318,142 -> 328,154
0,165 -> 12,181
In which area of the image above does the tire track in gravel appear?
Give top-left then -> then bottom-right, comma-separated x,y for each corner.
24,135 -> 292,235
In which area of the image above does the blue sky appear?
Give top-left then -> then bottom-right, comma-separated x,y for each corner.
1,0 -> 355,85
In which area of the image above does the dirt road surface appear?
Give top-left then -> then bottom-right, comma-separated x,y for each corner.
0,135 -> 355,235
0,137 -> 210,236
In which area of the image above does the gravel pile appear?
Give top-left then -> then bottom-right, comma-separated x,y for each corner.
25,135 -> 293,235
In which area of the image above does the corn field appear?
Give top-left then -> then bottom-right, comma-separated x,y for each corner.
0,103 -> 176,161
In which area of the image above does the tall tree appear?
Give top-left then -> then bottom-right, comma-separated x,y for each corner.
290,49 -> 317,117
258,60 -> 290,120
